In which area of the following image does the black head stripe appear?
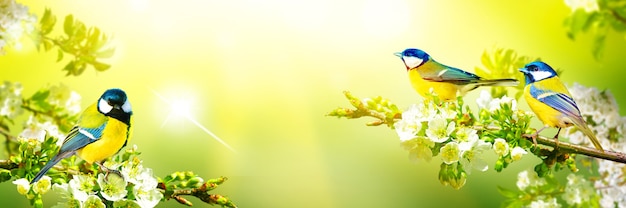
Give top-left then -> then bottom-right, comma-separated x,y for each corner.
106,108 -> 132,126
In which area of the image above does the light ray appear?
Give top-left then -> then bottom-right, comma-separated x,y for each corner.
150,89 -> 237,153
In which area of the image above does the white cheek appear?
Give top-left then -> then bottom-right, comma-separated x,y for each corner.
98,99 -> 113,114
121,100 -> 132,113
531,71 -> 553,81
403,56 -> 423,68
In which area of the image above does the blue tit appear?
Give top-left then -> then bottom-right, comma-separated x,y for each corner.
395,48 -> 519,101
519,61 -> 603,151
31,88 -> 133,183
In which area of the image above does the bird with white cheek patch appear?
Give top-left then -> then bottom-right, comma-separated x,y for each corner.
395,48 -> 519,101
31,88 -> 133,183
519,61 -> 603,151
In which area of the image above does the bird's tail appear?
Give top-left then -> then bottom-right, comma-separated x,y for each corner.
460,78 -> 519,95
476,78 -> 519,87
575,120 -> 604,151
30,154 -> 66,184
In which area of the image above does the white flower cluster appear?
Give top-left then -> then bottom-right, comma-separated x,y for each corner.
118,150 -> 164,208
50,158 -> 162,208
564,83 -> 626,207
477,90 -> 528,161
17,83 -> 82,147
515,170 -> 562,208
564,0 -> 599,13
47,83 -> 83,115
0,81 -> 23,118
476,90 -> 518,112
516,169 -> 547,191
14,145 -> 163,208
12,176 -> 52,199
395,100 -> 491,173
562,174 -> 596,206
0,0 -> 36,53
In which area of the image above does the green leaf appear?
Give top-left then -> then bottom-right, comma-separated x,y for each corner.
88,27 -> 101,47
91,60 -> 111,71
57,49 -> 64,62
42,39 -> 53,51
497,186 -> 519,198
592,31 -> 607,60
63,14 -> 74,36
29,89 -> 50,101
567,9 -> 591,40
40,8 -> 57,35
502,199 -> 525,208
480,50 -> 494,72
63,60 -> 76,76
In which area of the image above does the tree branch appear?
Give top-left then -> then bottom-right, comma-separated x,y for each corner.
609,9 -> 626,25
474,126 -> 626,164
328,90 -> 626,164
0,159 -> 18,170
159,177 -> 237,208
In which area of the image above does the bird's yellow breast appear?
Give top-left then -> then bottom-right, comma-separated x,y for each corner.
76,118 -> 129,164
523,83 -> 571,128
408,69 -> 459,101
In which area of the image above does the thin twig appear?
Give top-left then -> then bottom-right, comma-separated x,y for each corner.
159,179 -> 237,208
0,159 -> 18,170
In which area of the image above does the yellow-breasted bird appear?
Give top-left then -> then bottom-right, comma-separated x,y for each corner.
519,61 -> 603,151
30,88 -> 133,183
395,48 -> 519,101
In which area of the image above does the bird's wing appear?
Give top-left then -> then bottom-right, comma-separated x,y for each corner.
58,122 -> 107,153
529,84 -> 582,119
419,63 -> 481,85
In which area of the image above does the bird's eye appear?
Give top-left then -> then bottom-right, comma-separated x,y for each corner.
530,66 -> 539,71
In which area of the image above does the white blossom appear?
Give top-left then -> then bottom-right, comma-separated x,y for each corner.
0,0 -> 36,53
564,0 -> 599,12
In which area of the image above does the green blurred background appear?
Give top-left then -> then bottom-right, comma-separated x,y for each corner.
2,0 -> 626,207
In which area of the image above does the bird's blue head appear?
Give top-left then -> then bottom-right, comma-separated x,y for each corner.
394,48 -> 431,70
98,88 -> 132,120
518,61 -> 558,85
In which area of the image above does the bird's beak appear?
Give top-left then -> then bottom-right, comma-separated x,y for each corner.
518,68 -> 528,74
393,52 -> 402,58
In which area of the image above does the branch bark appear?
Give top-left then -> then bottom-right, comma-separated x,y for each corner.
330,92 -> 626,164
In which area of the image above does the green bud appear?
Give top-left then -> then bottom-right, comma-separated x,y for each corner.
381,99 -> 389,107
176,172 -> 186,180
10,155 -> 21,163
187,177 -> 204,188
494,158 -> 504,172
534,162 -> 550,177
33,197 -> 44,208
215,194 -> 229,205
565,155 -> 578,173
438,163 -> 467,189
184,171 -> 195,179
175,196 -> 193,206
0,170 -> 11,183
179,181 -> 188,188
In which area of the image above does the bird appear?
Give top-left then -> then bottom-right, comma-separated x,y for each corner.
518,61 -> 603,151
30,88 -> 133,183
395,48 -> 519,101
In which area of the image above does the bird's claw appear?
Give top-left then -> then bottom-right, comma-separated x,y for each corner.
96,162 -> 124,182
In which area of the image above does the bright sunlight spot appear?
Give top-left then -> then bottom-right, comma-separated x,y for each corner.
170,99 -> 192,118
151,88 -> 237,153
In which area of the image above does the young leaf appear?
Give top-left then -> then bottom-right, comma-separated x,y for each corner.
497,186 -> 519,198
63,15 -> 74,36
40,8 -> 57,35
57,49 -> 64,62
